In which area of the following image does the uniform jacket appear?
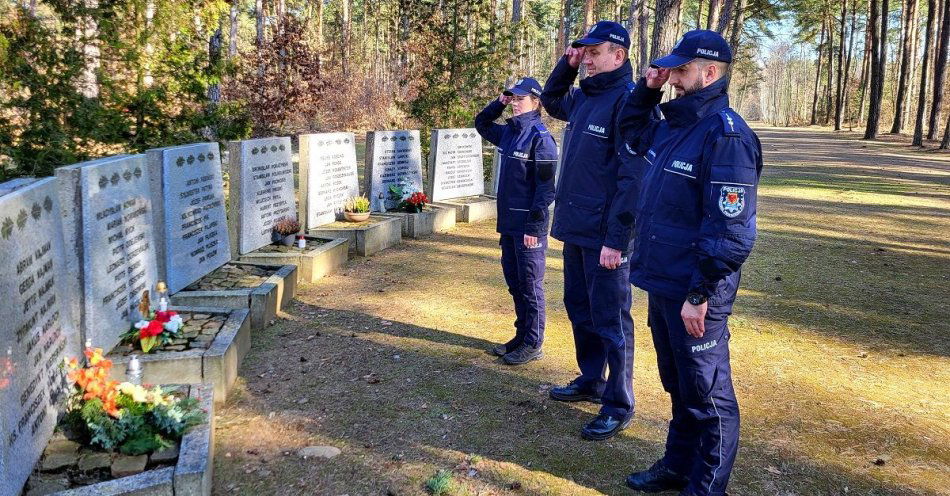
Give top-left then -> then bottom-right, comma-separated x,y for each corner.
474,101 -> 557,236
618,76 -> 763,302
541,57 -> 639,251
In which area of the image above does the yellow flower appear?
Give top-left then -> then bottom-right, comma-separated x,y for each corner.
118,382 -> 149,403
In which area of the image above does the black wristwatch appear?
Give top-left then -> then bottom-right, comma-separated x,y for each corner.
687,292 -> 708,305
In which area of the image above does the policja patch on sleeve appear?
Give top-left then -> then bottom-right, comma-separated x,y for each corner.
718,185 -> 746,218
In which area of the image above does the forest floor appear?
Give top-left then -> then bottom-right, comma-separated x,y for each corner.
211,126 -> 950,495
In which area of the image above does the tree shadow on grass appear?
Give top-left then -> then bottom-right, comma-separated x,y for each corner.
213,303 -> 939,496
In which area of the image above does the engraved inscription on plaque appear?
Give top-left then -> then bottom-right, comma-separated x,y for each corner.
229,137 -> 295,254
429,129 -> 485,201
299,133 -> 359,228
366,130 -> 423,211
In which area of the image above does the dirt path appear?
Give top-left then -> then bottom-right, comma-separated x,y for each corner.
212,126 -> 950,495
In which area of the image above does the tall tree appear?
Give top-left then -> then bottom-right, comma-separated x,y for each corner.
839,0 -> 858,129
718,0 -> 736,34
824,8 -> 835,124
651,0 -> 684,60
914,0 -> 939,145
891,0 -> 919,133
928,0 -> 950,139
727,0 -> 747,50
834,0 -> 847,129
708,0 -> 723,30
637,0 -> 650,73
811,19 -> 827,125
864,0 -> 888,139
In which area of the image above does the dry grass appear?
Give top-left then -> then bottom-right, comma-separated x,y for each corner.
212,126 -> 950,495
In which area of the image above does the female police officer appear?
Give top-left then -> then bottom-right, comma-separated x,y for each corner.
474,77 -> 557,365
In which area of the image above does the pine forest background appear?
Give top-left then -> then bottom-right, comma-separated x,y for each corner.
2,0 -> 948,180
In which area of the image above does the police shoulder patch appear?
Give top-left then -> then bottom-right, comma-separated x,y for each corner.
718,185 -> 745,217
719,109 -> 740,137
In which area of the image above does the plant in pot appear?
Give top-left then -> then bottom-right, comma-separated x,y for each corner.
400,191 -> 429,213
272,216 -> 301,246
344,195 -> 371,222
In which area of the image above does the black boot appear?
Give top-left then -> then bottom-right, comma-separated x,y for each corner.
502,344 -> 543,365
548,378 -> 602,403
580,412 -> 632,441
625,460 -> 688,492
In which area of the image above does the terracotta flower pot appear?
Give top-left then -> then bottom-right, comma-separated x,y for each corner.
344,211 -> 370,222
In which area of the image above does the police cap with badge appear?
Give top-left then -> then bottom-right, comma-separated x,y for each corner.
571,20 -> 631,49
650,29 -> 732,68
504,77 -> 543,97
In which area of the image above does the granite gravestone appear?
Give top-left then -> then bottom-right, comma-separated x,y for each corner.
364,130 -> 423,211
147,143 -> 232,294
57,155 -> 160,353
298,133 -> 359,230
0,178 -> 78,496
427,128 -> 485,201
227,137 -> 295,255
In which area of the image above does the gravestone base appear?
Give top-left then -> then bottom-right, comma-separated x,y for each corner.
434,195 -> 497,223
381,204 -> 456,238
237,236 -> 349,284
25,384 -> 214,496
169,262 -> 297,331
307,215 -> 402,257
107,308 -> 250,405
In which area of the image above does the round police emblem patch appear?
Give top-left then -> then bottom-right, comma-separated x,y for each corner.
718,185 -> 745,218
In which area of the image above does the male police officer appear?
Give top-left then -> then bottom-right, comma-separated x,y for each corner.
474,77 -> 557,365
618,30 -> 762,495
540,21 -> 639,441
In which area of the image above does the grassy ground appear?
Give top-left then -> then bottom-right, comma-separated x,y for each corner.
212,126 -> 950,495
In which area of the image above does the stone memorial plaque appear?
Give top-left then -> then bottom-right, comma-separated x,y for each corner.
147,143 -> 232,294
427,128 -> 485,201
57,155 -> 159,353
0,178 -> 78,496
227,137 -> 295,254
298,132 -> 359,230
364,130 -> 423,211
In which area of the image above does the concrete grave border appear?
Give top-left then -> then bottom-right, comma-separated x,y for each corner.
380,204 -> 456,238
237,236 -> 349,284
107,308 -> 249,405
307,215 -> 402,257
169,261 -> 297,331
433,195 -> 497,224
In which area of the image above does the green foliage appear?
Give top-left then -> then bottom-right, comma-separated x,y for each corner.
425,469 -> 456,495
344,195 -> 370,213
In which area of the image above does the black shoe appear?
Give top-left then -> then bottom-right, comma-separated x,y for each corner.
580,412 -> 632,441
625,460 -> 688,492
549,378 -> 602,403
490,343 -> 508,356
502,344 -> 543,365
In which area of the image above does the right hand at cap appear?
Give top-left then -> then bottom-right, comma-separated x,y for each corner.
565,47 -> 584,69
645,67 -> 670,89
499,94 -> 512,105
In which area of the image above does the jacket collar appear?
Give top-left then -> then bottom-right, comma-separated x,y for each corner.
659,77 -> 730,128
507,109 -> 541,130
579,60 -> 633,96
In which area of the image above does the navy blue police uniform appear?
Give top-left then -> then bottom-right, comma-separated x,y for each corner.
618,30 -> 762,496
540,21 -> 640,431
474,77 -> 557,360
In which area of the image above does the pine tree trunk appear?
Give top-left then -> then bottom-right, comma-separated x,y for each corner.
727,0 -> 747,51
825,10 -> 835,124
229,0 -> 239,58
941,111 -> 950,147
842,0 -> 857,128
585,0 -> 596,27
651,0 -> 684,61
928,0 -> 950,139
864,0 -> 888,139
78,0 -> 100,99
835,0 -> 847,129
891,0 -> 919,133
638,0 -> 650,73
718,0 -> 736,35
914,0 -> 939,145
707,0 -> 722,30
811,20 -> 827,126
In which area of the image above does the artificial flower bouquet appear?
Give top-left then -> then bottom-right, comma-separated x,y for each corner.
122,309 -> 184,353
401,191 -> 428,213
60,348 -> 205,455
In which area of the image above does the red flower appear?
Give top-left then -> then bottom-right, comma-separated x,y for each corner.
140,320 -> 165,339
155,311 -> 177,323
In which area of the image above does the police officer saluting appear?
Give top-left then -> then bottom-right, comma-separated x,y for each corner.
540,21 -> 639,441
618,30 -> 762,495
474,77 -> 557,365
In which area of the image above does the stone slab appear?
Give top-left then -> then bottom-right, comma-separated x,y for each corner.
238,236 -> 350,284
146,143 -> 231,294
56,155 -> 160,353
364,130 -> 423,212
227,137 -> 295,255
168,263 -> 296,331
307,215 -> 402,257
0,178 -> 78,496
298,133 -> 359,230
107,307 -> 248,404
381,204 -> 456,238
434,195 -> 497,223
48,466 -> 175,496
427,128 -> 484,201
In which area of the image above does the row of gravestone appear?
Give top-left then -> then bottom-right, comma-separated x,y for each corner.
0,127 -> 488,496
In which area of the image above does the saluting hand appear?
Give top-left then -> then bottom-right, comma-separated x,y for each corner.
645,67 -> 670,89
565,47 -> 584,69
499,94 -> 512,105
681,300 -> 707,338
